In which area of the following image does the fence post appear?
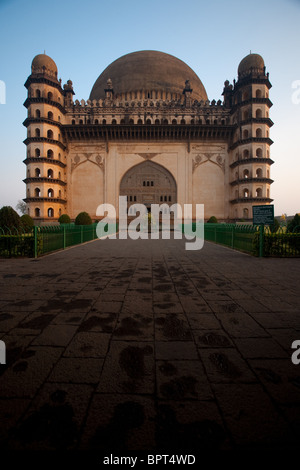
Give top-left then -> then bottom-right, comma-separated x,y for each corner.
63,225 -> 66,250
34,226 -> 38,258
259,224 -> 264,257
81,226 -> 83,244
231,226 -> 234,249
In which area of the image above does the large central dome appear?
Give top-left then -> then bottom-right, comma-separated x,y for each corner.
89,50 -> 208,102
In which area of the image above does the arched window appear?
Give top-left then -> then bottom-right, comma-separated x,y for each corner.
36,89 -> 41,98
267,189 -> 270,198
243,110 -> 249,120
267,170 -> 270,178
151,181 -> 154,186
256,168 -> 263,178
181,119 -> 186,124
256,89 -> 262,98
36,109 -> 41,118
48,189 -> 54,197
35,128 -> 40,137
256,188 -> 262,197
72,119 -> 75,125
137,119 -> 143,124
147,181 -> 150,186
102,119 -> 106,124
112,119 -> 117,124
35,148 -> 40,157
35,168 -> 40,177
256,128 -> 262,138
94,119 -> 99,124
155,119 -> 160,124
35,208 -> 40,217
58,153 -> 61,160
160,196 -> 163,202
169,196 -> 171,202
172,119 -> 177,124
243,149 -> 249,159
48,208 -> 54,217
243,169 -> 249,178
191,119 -> 195,124
235,189 -> 238,199
47,92 -> 53,100
47,169 -> 53,178
58,171 -> 61,179
35,188 -> 40,197
59,208 -> 62,216
163,119 -> 168,124
120,119 -> 125,124
243,129 -> 249,139
206,119 -> 210,125
243,208 -> 249,219
48,111 -> 53,120
79,119 -> 83,124
255,109 -> 262,118
47,149 -> 53,158
87,119 -> 91,124
146,119 -> 151,124
47,129 -> 53,139
235,171 -> 238,179
256,148 -> 262,158
143,181 -> 146,187
244,188 -> 249,198
164,195 -> 167,201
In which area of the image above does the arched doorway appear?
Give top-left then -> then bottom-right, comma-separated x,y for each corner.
120,161 -> 177,214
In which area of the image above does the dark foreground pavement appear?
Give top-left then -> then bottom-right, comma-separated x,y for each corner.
0,237 -> 300,456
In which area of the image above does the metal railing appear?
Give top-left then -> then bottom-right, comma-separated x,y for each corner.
0,223 -> 117,258
204,223 -> 300,257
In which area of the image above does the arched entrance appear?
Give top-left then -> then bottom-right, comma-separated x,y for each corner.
120,161 -> 177,214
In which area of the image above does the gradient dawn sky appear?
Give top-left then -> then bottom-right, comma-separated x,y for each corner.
0,0 -> 299,217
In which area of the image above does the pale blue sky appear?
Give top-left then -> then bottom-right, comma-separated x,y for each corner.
0,0 -> 299,216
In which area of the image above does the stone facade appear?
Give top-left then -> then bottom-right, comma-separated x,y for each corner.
23,51 -> 274,222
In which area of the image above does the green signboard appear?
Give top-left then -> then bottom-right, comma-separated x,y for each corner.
252,205 -> 274,225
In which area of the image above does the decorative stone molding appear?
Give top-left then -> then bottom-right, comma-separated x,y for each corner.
137,153 -> 158,160
71,152 -> 105,173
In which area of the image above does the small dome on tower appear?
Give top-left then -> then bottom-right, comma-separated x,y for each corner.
31,53 -> 58,76
238,53 -> 265,77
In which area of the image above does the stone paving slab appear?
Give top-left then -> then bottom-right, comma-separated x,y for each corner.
0,237 -> 299,454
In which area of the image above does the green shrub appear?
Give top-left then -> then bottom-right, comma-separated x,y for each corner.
0,206 -> 21,231
58,214 -> 71,224
75,212 -> 92,225
287,214 -> 300,233
20,214 -> 34,231
269,218 -> 280,233
207,216 -> 218,223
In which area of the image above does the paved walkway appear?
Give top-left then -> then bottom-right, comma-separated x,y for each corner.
0,237 -> 300,454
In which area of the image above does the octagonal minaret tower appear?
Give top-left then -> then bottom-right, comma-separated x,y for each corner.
229,53 -> 274,220
23,53 -> 67,222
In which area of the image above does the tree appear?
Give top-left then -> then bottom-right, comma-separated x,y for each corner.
0,206 -> 21,231
58,214 -> 71,224
207,216 -> 218,223
16,200 -> 27,215
287,213 -> 300,233
20,214 -> 34,231
75,212 -> 92,225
